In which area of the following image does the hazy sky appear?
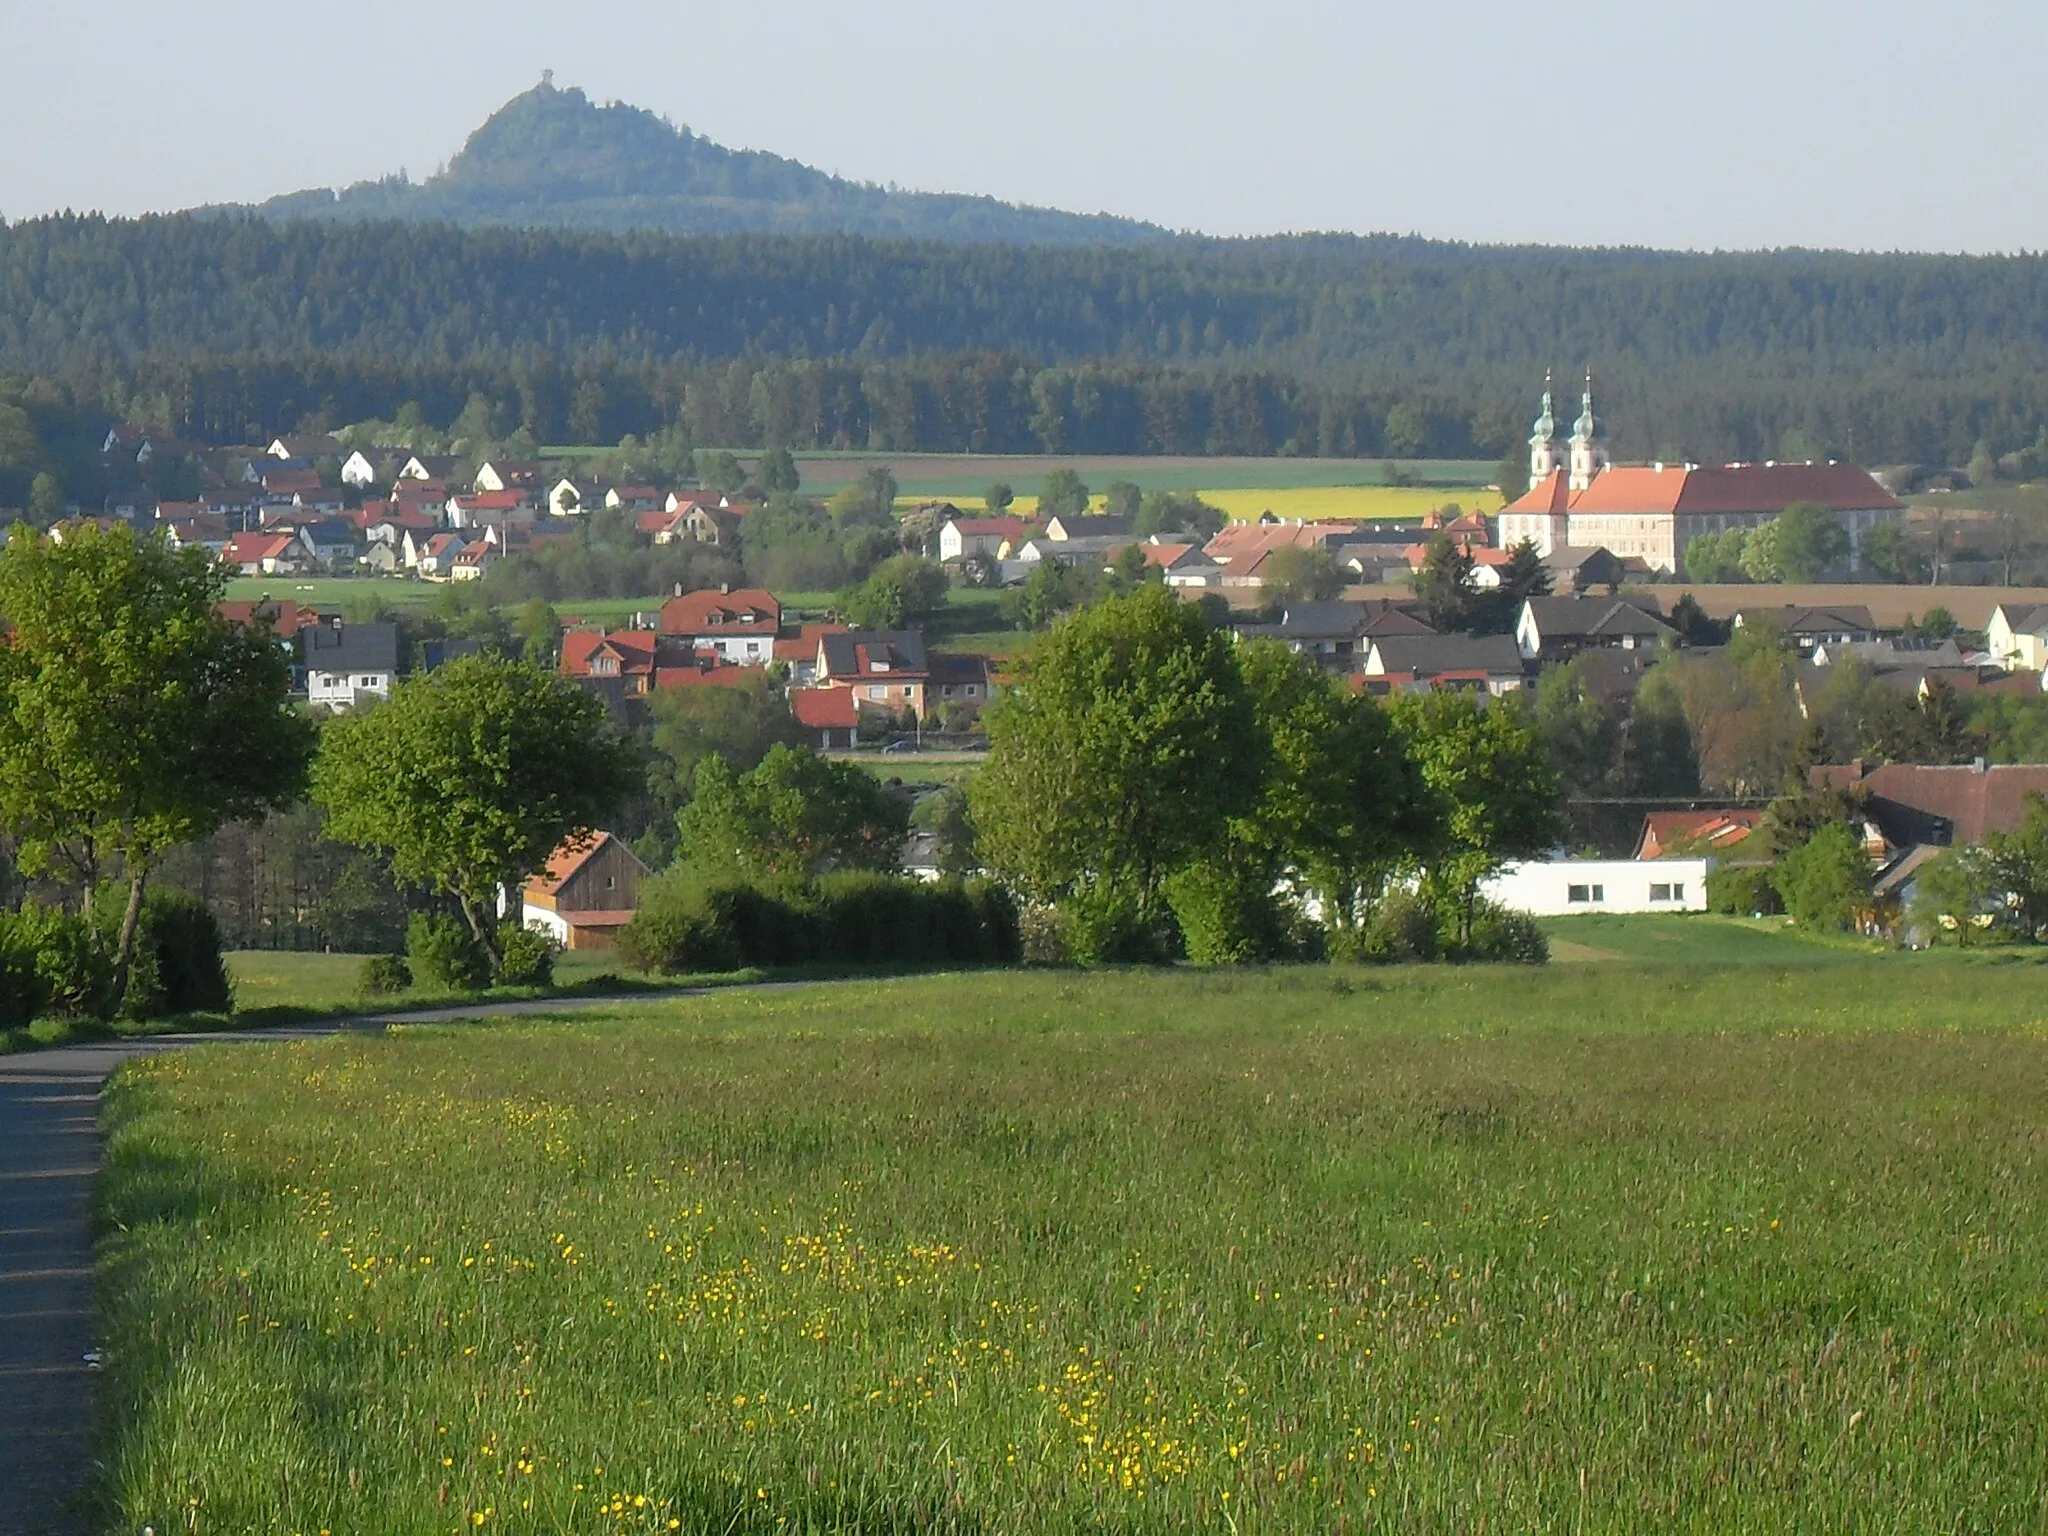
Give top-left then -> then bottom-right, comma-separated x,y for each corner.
0,0 -> 2038,252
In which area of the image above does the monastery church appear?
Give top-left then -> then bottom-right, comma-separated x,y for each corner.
1496,374 -> 1903,574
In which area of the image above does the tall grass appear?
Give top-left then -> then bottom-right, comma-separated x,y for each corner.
97,963 -> 2048,1532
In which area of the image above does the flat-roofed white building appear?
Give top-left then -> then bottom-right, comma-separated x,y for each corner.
1481,858 -> 1710,917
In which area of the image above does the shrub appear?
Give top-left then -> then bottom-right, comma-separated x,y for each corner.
126,891 -> 233,1017
357,953 -> 413,997
495,923 -> 559,988
1163,864 -> 1295,966
407,913 -> 492,992
12,901 -> 116,1020
1707,864 -> 1783,916
0,909 -> 53,1029
1357,892 -> 1441,964
1460,900 -> 1550,965
1774,824 -> 1873,932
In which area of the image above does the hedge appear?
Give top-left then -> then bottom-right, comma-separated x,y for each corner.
618,870 -> 1021,976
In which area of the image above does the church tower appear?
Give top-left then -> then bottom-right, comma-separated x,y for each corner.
1568,370 -> 1610,491
1527,371 -> 1562,491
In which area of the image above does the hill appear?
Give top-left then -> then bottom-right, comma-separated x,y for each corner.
235,79 -> 1169,247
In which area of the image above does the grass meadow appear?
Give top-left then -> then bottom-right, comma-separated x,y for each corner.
96,949 -> 2048,1532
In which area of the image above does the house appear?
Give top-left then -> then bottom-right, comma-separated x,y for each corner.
791,686 -> 861,748
658,586 -> 782,663
560,628 -> 658,696
1987,604 -> 2048,671
817,630 -> 932,715
1809,759 -> 2048,852
1204,522 -> 1356,571
268,434 -> 343,461
222,530 -> 301,576
448,490 -> 536,528
261,466 -> 324,498
299,620 -> 399,710
162,513 -> 232,554
295,518 -> 361,569
293,486 -> 349,514
1360,633 -> 1527,696
652,658 -> 769,692
473,459 -> 544,494
520,832 -> 648,950
1515,596 -> 1674,662
365,511 -> 439,548
218,598 -> 321,637
1045,513 -> 1135,542
1539,545 -> 1631,594
1497,377 -> 1903,573
1235,600 -> 1434,673
448,546 -> 499,581
928,653 -> 993,713
548,476 -> 606,517
672,501 -> 743,546
414,533 -> 470,579
939,516 -> 1035,562
338,449 -> 381,488
605,485 -> 663,511
1482,858 -> 1710,916
399,454 -> 460,482
1634,809 -> 1764,860
1734,604 -> 1880,653
774,624 -> 846,685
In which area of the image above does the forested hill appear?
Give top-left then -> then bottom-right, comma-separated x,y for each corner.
7,211 -> 2048,462
231,81 -> 1167,247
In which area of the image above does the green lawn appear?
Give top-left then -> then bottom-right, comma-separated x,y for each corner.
97,961 -> 2048,1532
1539,912 -> 1892,965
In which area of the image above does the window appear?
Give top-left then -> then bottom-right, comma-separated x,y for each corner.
869,685 -> 886,699
1672,883 -> 1685,901
1649,883 -> 1672,902
1567,884 -> 1591,903
1592,885 -> 1604,901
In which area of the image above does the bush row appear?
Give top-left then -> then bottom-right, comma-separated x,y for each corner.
0,889 -> 231,1028
618,871 -> 1022,975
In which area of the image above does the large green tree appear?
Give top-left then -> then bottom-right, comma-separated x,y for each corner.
1390,690 -> 1561,943
970,584 -> 1260,957
0,523 -> 315,1000
311,654 -> 636,970
676,745 -> 906,880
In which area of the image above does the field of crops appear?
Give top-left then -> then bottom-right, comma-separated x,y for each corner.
98,947 -> 2048,1532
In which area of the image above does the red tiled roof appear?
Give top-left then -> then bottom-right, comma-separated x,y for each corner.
1141,541 -> 1195,568
1506,462 -> 1900,518
223,532 -> 294,563
1635,809 -> 1764,860
524,832 -> 609,897
791,688 -> 859,729
559,629 -> 656,678
453,490 -> 530,511
658,587 -> 782,636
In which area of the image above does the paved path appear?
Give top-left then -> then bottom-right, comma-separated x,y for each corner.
0,987 -> 726,1535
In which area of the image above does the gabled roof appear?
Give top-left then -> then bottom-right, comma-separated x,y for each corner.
523,831 -> 639,897
559,628 -> 657,678
928,652 -> 992,685
1046,513 -> 1135,539
774,623 -> 847,662
946,516 -> 1036,539
654,662 -> 765,690
300,620 -> 399,673
1634,809 -> 1763,860
820,630 -> 929,679
223,531 -> 295,563
791,687 -> 860,729
1809,760 -> 2048,848
658,587 -> 782,636
1367,633 -> 1525,677
1737,604 -> 1878,635
1522,595 -> 1674,640
1992,603 -> 2048,636
1205,523 -> 1351,564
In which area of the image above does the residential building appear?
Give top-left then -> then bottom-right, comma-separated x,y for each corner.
1809,759 -> 2048,851
520,832 -> 648,950
605,485 -> 663,511
1236,600 -> 1434,673
1733,604 -> 1880,652
658,586 -> 782,663
338,449 -> 381,487
1360,633 -> 1527,696
560,629 -> 659,697
938,516 -> 1035,562
1498,374 -> 1902,572
1988,603 -> 2048,670
1045,513 -> 1135,542
398,454 -> 460,482
473,459 -> 544,494
222,530 -> 300,576
448,546 -> 499,581
267,434 -> 343,461
1482,858 -> 1709,915
1515,596 -> 1674,662
791,687 -> 861,748
413,533 -> 469,579
300,620 -> 399,710
817,630 -> 932,715
1633,810 -> 1764,860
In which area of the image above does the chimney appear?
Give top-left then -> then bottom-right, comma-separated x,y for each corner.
1973,756 -> 1988,774
720,582 -> 730,595
674,582 -> 684,597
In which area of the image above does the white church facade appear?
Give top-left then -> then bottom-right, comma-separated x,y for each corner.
1497,374 -> 1904,575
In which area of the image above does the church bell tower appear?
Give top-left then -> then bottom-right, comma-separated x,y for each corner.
1568,370 -> 1609,491
1527,371 -> 1562,491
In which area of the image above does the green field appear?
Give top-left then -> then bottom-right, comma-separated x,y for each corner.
785,453 -> 1498,501
97,953 -> 2048,1532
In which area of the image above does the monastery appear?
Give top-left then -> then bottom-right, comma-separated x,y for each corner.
1496,375 -> 1904,574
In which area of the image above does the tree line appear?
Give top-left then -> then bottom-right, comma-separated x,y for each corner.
10,214 -> 2048,466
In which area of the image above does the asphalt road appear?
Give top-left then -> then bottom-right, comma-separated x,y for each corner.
0,988 -> 721,1536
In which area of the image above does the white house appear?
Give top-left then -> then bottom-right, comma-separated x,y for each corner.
339,449 -> 380,488
1480,858 -> 1710,917
1988,604 -> 2048,671
300,620 -> 398,711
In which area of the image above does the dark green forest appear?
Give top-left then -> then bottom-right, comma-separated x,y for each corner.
6,209 -> 2048,473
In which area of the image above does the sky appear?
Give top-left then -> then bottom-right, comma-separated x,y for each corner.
0,0 -> 2039,253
